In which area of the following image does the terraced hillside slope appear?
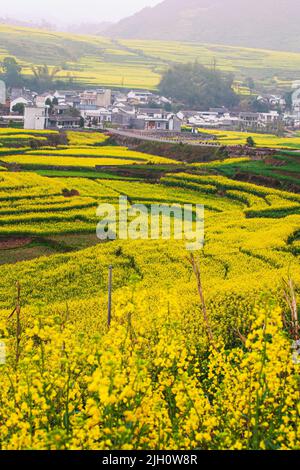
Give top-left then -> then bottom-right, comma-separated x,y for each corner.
108,0 -> 300,52
0,129 -> 299,449
1,24 -> 300,89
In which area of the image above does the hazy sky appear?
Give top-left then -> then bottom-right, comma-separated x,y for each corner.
1,0 -> 161,24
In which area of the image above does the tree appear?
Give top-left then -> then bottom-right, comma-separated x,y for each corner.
12,103 -> 25,115
79,117 -> 85,128
31,65 -> 61,90
69,107 -> 81,118
159,62 -> 239,109
284,91 -> 293,111
246,136 -> 255,147
92,117 -> 98,127
250,98 -> 270,113
216,146 -> 229,160
1,57 -> 23,87
45,97 -> 55,114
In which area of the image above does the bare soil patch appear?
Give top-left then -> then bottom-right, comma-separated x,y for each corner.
0,237 -> 33,250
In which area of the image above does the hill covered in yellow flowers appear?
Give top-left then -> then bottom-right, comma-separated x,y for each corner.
0,129 -> 299,449
1,23 -> 300,89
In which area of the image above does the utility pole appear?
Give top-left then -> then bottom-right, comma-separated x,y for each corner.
212,57 -> 217,73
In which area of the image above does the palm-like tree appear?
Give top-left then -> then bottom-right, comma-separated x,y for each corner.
31,65 -> 61,82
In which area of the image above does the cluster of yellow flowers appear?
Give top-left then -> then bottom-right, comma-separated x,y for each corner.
67,131 -> 109,147
0,130 -> 299,450
3,22 -> 300,90
190,128 -> 300,149
2,130 -> 176,168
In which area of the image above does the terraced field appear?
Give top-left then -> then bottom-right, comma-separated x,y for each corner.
2,153 -> 176,168
0,128 -> 299,450
195,153 -> 300,191
190,129 -> 300,149
1,24 -> 300,89
181,129 -> 300,191
0,130 -> 177,172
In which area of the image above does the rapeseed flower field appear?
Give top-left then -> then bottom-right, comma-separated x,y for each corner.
1,131 -> 177,169
194,128 -> 300,150
0,129 -> 299,450
2,24 -> 300,89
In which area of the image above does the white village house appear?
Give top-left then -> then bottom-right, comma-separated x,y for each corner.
10,96 -> 33,112
136,108 -> 182,131
127,90 -> 153,104
0,80 -> 6,105
80,89 -> 112,108
35,93 -> 54,107
80,108 -> 112,127
24,106 -> 48,130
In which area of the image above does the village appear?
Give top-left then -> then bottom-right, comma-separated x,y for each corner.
0,79 -> 300,135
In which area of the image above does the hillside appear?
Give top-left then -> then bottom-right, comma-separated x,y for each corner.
0,128 -> 300,449
1,23 -> 300,90
107,0 -> 300,52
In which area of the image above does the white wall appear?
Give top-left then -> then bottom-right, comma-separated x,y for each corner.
0,80 -> 6,105
24,107 -> 47,130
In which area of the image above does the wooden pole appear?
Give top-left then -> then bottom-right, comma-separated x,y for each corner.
108,265 -> 113,328
16,281 -> 21,365
7,281 -> 22,367
189,254 -> 217,351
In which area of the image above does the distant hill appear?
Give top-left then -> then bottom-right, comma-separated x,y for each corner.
0,17 -> 54,31
0,17 -> 112,36
1,23 -> 300,91
107,0 -> 300,52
